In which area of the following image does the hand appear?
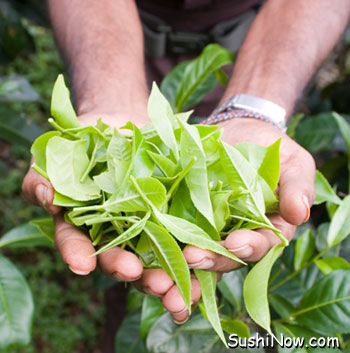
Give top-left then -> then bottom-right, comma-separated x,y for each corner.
22,113 -> 149,281
133,117 -> 316,324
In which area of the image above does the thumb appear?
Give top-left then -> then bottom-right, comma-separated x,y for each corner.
279,148 -> 316,225
22,164 -> 61,215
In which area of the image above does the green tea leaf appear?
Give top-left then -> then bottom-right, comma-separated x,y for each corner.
315,257 -> 350,275
31,131 -> 60,174
174,44 -> 233,112
295,113 -> 338,154
140,296 -> 165,339
146,313 -> 219,353
220,142 -> 265,219
93,170 -> 117,194
194,269 -> 227,347
0,222 -> 53,248
30,217 -> 55,242
243,244 -> 284,333
104,177 -> 166,213
93,212 -> 150,255
294,229 -> 315,271
148,82 -> 179,160
50,74 -> 80,129
235,142 -> 279,212
314,170 -> 341,205
169,181 -> 197,223
107,131 -> 132,161
179,118 -> 216,229
273,323 -> 338,353
129,123 -> 154,179
269,294 -> 294,319
332,112 -> 350,153
221,319 -> 250,338
147,150 -> 177,177
153,211 -> 244,264
53,192 -> 88,207
215,68 -> 229,87
211,190 -> 231,232
217,268 -> 247,311
144,221 -> 191,311
115,310 -> 146,353
160,61 -> 189,107
258,138 -> 281,191
0,255 -> 34,349
46,136 -> 101,201
327,195 -> 350,246
293,269 -> 350,335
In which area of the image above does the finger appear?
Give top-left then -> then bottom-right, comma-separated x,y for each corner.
224,215 -> 295,263
162,277 -> 201,324
133,269 -> 174,297
279,147 -> 316,225
184,215 -> 295,271
183,244 -> 242,272
97,246 -> 143,282
54,212 -> 96,275
22,166 -> 61,215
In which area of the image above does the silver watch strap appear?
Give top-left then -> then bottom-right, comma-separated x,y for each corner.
212,94 -> 287,130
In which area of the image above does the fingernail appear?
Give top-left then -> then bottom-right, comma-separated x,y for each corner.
144,287 -> 163,298
302,195 -> 310,223
112,272 -> 128,281
112,272 -> 141,282
228,244 -> 253,259
188,257 -> 215,270
69,265 -> 90,275
36,184 -> 48,206
173,301 -> 193,315
174,316 -> 189,325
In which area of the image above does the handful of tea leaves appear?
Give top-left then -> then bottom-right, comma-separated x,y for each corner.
31,75 -> 287,345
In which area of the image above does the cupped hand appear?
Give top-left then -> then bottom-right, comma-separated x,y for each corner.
134,117 -> 316,324
22,112 -> 149,281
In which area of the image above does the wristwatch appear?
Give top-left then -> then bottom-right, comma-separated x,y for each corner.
208,94 -> 287,131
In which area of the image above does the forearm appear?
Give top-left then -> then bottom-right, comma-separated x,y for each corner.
48,0 -> 148,121
222,0 -> 350,118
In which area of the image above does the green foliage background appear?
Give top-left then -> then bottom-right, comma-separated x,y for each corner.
1,2 -> 350,353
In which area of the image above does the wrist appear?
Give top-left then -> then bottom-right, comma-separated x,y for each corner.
202,108 -> 286,132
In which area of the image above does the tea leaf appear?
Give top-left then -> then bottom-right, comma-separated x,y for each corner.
140,296 -> 165,339
294,229 -> 315,271
293,269 -> 350,335
194,269 -> 227,347
51,74 -> 80,129
0,255 -> 34,349
174,44 -> 233,112
179,118 -> 216,229
144,221 -> 191,311
243,244 -> 284,333
46,136 -> 101,201
314,170 -> 341,205
148,83 -> 179,160
315,257 -> 350,275
153,211 -> 245,264
327,195 -> 350,246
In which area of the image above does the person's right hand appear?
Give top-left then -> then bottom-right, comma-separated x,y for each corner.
22,113 -> 150,281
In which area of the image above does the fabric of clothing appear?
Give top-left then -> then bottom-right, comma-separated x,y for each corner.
137,0 -> 264,32
137,0 -> 263,116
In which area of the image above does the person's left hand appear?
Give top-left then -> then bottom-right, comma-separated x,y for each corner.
134,117 -> 316,324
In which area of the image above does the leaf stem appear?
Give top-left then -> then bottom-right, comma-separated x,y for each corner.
166,157 -> 196,202
80,141 -> 99,182
32,163 -> 49,180
48,118 -> 77,138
